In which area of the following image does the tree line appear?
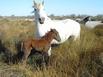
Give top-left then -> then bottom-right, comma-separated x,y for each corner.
0,14 -> 103,21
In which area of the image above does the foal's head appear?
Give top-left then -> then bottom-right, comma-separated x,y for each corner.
47,29 -> 61,42
33,0 -> 47,24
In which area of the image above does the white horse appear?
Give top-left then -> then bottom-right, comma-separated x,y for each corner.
33,1 -> 80,44
80,16 -> 103,29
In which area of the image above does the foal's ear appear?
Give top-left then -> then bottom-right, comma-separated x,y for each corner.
50,29 -> 54,32
50,29 -> 53,31
50,29 -> 56,33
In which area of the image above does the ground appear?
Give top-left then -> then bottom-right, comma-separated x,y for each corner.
0,19 -> 103,77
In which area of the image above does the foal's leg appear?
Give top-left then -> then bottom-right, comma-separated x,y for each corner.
41,52 -> 46,67
22,49 -> 31,64
44,53 -> 50,66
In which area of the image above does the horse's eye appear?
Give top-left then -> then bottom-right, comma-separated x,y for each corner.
34,9 -> 37,11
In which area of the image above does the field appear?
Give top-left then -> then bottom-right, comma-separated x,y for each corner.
0,18 -> 103,77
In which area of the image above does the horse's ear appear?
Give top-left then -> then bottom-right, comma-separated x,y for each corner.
42,0 -> 44,5
33,0 -> 36,6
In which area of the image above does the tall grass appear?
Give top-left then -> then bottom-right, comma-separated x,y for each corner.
0,19 -> 103,77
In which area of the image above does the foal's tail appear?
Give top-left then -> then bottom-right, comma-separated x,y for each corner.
21,42 -> 24,52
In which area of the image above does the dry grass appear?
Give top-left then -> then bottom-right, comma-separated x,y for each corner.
0,19 -> 103,77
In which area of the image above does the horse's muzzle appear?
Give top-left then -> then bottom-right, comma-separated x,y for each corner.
39,17 -> 45,24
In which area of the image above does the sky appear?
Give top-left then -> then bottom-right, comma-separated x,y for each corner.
0,0 -> 103,16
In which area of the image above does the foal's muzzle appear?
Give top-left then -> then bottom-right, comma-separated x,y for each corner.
39,17 -> 45,24
56,35 -> 61,42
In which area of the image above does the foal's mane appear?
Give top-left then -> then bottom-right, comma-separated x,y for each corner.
41,30 -> 54,40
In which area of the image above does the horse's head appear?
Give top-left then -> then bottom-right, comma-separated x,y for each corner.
50,29 -> 61,42
33,0 -> 47,24
81,16 -> 91,24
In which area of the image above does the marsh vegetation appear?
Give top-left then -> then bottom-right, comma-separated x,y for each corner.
0,18 -> 103,77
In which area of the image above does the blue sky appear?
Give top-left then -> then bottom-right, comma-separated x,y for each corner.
0,0 -> 103,16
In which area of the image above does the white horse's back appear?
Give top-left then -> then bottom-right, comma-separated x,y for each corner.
51,19 -> 80,44
86,21 -> 102,28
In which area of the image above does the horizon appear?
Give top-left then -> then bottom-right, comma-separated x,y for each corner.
0,0 -> 103,16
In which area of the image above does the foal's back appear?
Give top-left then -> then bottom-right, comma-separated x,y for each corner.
23,38 -> 50,49
31,38 -> 51,48
23,31 -> 53,52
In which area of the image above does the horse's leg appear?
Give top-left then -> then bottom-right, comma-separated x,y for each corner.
74,34 -> 80,45
47,47 -> 51,56
74,34 -> 80,41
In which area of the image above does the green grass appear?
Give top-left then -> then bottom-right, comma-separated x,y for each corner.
0,19 -> 103,77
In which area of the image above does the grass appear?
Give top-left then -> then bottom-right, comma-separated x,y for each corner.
0,19 -> 103,77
